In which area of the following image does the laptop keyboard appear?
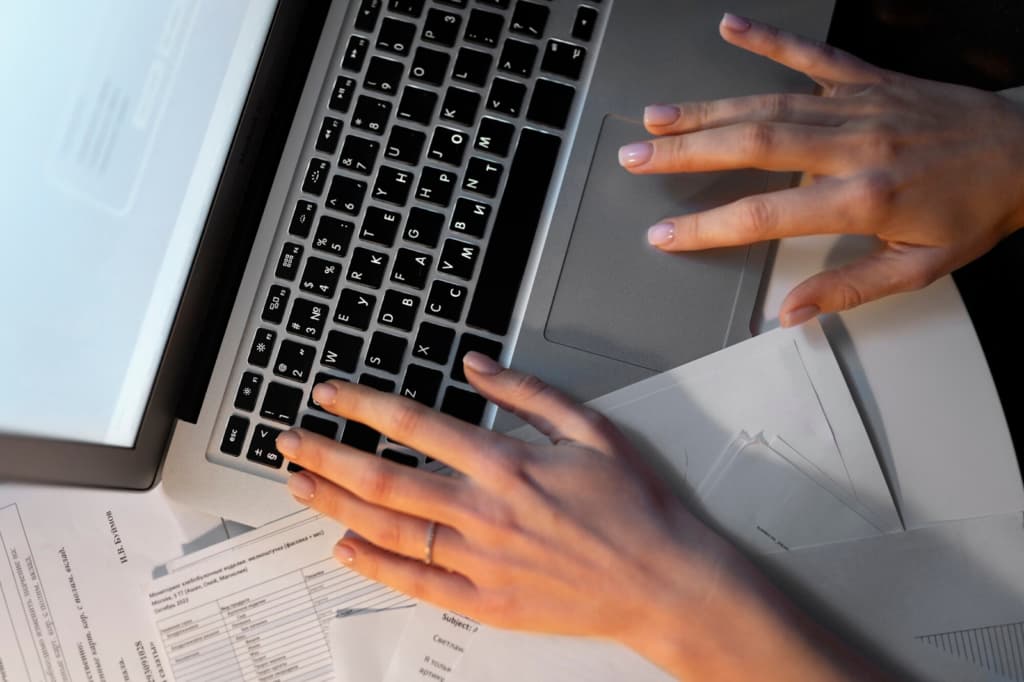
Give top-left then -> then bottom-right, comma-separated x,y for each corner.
214,0 -> 604,476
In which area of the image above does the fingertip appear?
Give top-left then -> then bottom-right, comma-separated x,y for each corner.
334,540 -> 357,565
643,104 -> 681,129
780,304 -> 821,328
276,429 -> 301,457
647,222 -> 676,247
462,351 -> 503,376
720,12 -> 753,35
618,142 -> 653,169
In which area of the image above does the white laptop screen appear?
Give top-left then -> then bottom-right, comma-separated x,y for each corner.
0,1 -> 277,447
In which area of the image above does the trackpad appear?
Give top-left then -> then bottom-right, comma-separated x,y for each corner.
545,115 -> 772,371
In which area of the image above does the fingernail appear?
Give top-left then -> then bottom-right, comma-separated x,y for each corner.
312,382 -> 338,407
644,104 -> 680,127
618,142 -> 653,168
463,351 -> 502,375
335,541 -> 356,565
276,430 -> 301,457
782,305 -> 820,327
287,472 -> 316,500
721,13 -> 752,32
647,222 -> 675,246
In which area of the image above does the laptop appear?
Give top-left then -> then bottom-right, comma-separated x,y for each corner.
0,0 -> 834,525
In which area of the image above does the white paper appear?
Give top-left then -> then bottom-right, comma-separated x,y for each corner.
380,605 -> 480,682
0,482 -> 226,682
330,604 -> 414,682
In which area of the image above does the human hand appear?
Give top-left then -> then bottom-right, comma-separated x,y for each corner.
619,13 -> 1024,327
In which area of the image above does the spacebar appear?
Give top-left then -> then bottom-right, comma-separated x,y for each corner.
466,128 -> 562,336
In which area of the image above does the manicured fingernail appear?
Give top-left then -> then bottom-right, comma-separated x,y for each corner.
288,472 -> 316,500
644,104 -> 680,127
782,305 -> 820,327
463,351 -> 502,375
276,430 -> 301,457
721,13 -> 752,32
312,382 -> 338,407
618,142 -> 653,168
335,542 -> 356,565
647,222 -> 675,246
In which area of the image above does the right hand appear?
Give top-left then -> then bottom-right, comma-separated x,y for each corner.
618,14 -> 1024,326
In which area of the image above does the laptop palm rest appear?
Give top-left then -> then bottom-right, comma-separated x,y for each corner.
544,115 -> 774,371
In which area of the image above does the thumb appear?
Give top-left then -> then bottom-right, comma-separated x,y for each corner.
779,244 -> 946,326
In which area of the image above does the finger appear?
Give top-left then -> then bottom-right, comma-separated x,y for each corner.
619,122 -> 850,176
336,536 -> 479,612
779,244 -> 947,324
646,175 -> 880,251
289,470 -> 471,567
277,429 -> 469,527
462,352 -> 627,453
310,381 -> 519,479
719,13 -> 886,86
643,93 -> 869,135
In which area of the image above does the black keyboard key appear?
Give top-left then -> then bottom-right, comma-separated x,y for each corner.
361,206 -> 402,246
498,39 -> 538,78
415,166 -> 458,206
441,387 -> 487,425
289,200 -> 317,238
379,290 -> 420,331
309,372 -> 348,411
326,175 -> 368,215
366,332 -> 408,374
275,340 -> 316,383
261,285 -> 291,324
335,289 -> 377,330
450,197 -> 491,238
372,165 -> 416,206
437,0 -> 467,6
221,416 -> 249,456
388,0 -> 425,17
384,125 -> 426,165
302,158 -> 330,195
486,78 -> 526,117
413,323 -> 455,365
426,281 -> 468,322
301,414 -> 339,440
463,156 -> 503,197
287,298 -> 330,339
316,117 -> 343,154
339,135 -> 380,175
451,333 -> 503,382
355,0 -> 383,32
410,47 -> 450,87
427,126 -> 469,165
474,117 -> 514,157
400,364 -> 443,406
541,40 -> 586,80
391,248 -> 433,289
510,1 -> 549,38
353,95 -> 392,135
348,247 -> 389,288
404,207 -> 444,247
465,8 -> 504,47
235,372 -> 263,412
365,56 -> 404,95
397,87 -> 438,125
299,256 -> 343,299
322,330 -> 364,373
341,421 -> 381,454
476,0 -> 509,8
248,328 -> 277,368
313,215 -> 354,256
248,424 -> 285,468
261,383 -> 303,425
526,79 -> 575,129
422,8 -> 462,46
572,5 -> 598,41
382,449 -> 419,467
452,48 -> 493,87
439,239 -> 480,280
360,373 -> 396,392
467,128 -> 560,335
441,87 -> 481,127
275,242 -> 303,281
342,35 -> 370,72
329,76 -> 357,113
377,17 -> 416,56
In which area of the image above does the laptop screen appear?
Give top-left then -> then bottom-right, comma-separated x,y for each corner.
0,1 -> 277,447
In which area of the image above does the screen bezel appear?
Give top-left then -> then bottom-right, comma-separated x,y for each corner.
0,0 -> 327,489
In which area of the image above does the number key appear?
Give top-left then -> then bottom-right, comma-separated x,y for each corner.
299,257 -> 343,299
274,340 -> 316,383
